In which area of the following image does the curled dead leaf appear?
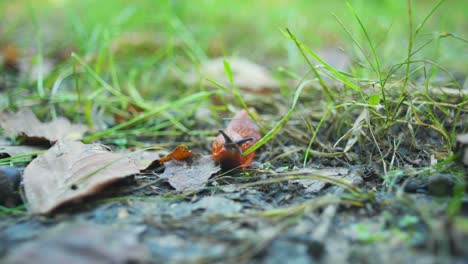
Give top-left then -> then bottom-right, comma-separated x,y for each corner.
23,140 -> 140,214
0,109 -> 87,145
0,145 -> 45,158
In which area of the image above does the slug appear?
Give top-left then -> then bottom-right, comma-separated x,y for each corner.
212,110 -> 261,171
159,145 -> 192,164
144,145 -> 192,171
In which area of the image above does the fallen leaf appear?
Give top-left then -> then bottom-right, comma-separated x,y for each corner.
0,109 -> 88,145
160,154 -> 219,192
185,57 -> 280,93
113,103 -> 145,124
2,43 -> 19,72
0,145 -> 45,158
23,140 -> 140,214
4,223 -> 150,264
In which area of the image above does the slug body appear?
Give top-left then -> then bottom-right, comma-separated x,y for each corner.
159,145 -> 192,164
212,110 -> 261,171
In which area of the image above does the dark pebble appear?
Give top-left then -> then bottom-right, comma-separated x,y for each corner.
403,178 -> 427,194
427,174 -> 454,197
0,165 -> 22,207
307,239 -> 325,259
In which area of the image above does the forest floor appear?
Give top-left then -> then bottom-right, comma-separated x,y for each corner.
0,1 -> 467,263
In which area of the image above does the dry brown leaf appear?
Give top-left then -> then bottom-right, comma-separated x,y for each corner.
185,57 -> 280,93
0,145 -> 45,158
159,154 -> 219,192
23,140 -> 140,214
343,109 -> 369,153
2,43 -> 19,71
0,109 -> 88,145
4,223 -> 150,264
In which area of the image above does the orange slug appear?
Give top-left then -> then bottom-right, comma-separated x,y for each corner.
143,145 -> 192,171
211,110 -> 261,171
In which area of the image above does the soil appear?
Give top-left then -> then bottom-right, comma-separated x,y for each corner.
1,158 -> 467,263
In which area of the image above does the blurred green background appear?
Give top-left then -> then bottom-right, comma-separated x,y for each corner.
1,0 -> 466,68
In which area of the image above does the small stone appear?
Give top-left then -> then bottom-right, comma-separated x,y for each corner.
455,133 -> 468,167
427,174 -> 454,197
307,240 -> 325,259
403,178 -> 427,194
0,166 -> 22,207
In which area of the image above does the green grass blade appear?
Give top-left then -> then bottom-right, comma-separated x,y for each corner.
345,3 -> 382,84
284,31 -> 334,102
223,59 -> 264,131
414,0 -> 445,36
303,107 -> 330,166
242,79 -> 309,156
71,53 -> 128,103
284,29 -> 363,96
83,90 -> 220,143
333,14 -> 378,75
402,0 -> 414,92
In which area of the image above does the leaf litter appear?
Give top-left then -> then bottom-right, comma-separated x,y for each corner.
23,140 -> 140,214
0,145 -> 45,158
0,109 -> 88,145
159,154 -> 219,192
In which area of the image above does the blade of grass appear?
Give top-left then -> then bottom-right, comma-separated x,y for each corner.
0,205 -> 27,216
346,2 -> 383,86
303,107 -> 331,166
82,90 -> 219,142
0,151 -> 45,166
402,0 -> 414,92
28,5 -> 45,98
284,29 -> 364,98
242,79 -> 309,156
284,30 -> 334,103
333,14 -> 378,76
71,53 -> 129,103
414,0 -> 445,36
222,59 -> 265,132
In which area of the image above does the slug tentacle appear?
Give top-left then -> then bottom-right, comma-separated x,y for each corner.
211,110 -> 261,171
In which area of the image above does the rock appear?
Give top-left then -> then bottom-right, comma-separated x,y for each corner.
427,174 -> 454,197
455,133 -> 468,168
403,178 -> 427,194
0,166 -> 22,207
4,223 -> 150,264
